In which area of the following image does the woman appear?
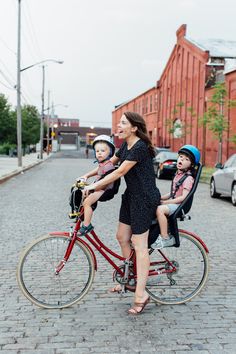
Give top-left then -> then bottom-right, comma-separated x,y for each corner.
84,112 -> 160,314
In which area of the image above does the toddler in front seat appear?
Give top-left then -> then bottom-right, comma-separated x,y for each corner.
77,135 -> 116,236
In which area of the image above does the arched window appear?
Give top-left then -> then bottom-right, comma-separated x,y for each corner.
173,118 -> 182,138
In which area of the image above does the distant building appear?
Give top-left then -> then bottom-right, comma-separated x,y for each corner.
112,24 -> 236,166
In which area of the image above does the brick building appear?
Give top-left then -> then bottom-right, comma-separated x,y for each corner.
112,24 -> 236,166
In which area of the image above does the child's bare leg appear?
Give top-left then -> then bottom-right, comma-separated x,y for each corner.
156,205 -> 170,239
83,190 -> 104,226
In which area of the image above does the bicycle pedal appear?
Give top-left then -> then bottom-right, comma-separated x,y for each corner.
119,285 -> 127,295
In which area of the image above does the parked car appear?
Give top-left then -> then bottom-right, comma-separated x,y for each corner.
153,147 -> 170,166
153,151 -> 178,179
210,153 -> 236,206
154,146 -> 170,156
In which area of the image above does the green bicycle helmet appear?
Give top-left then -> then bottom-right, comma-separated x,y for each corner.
178,145 -> 201,165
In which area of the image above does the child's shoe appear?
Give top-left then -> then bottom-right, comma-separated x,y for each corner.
78,223 -> 94,236
151,235 -> 175,249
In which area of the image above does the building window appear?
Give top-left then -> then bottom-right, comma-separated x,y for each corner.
173,118 -> 182,138
146,97 -> 148,113
150,95 -> 153,112
142,99 -> 145,115
154,93 -> 158,111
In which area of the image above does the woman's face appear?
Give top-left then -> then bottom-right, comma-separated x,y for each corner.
117,114 -> 136,139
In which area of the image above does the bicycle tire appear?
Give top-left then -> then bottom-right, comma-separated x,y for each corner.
17,234 -> 95,309
146,231 -> 209,305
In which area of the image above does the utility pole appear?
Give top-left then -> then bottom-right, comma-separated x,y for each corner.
47,90 -> 50,155
16,0 -> 22,167
40,65 -> 45,160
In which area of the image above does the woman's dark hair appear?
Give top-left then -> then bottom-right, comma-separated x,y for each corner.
123,111 -> 155,158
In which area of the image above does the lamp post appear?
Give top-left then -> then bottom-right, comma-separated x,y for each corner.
16,0 -> 22,167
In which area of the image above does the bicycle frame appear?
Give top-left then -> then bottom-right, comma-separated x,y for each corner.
52,217 -> 197,283
52,212 -> 135,279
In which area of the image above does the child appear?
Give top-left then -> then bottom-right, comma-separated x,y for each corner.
78,135 -> 116,236
151,145 -> 200,249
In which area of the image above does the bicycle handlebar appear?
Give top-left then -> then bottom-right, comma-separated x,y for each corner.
75,180 -> 89,189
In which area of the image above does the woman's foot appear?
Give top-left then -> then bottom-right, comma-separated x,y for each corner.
128,295 -> 150,315
109,284 -> 136,293
109,284 -> 122,293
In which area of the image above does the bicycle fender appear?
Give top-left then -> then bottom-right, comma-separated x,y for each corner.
179,229 -> 209,253
49,232 -> 98,270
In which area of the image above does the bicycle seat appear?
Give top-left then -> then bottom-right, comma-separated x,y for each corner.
168,163 -> 202,247
148,163 -> 202,248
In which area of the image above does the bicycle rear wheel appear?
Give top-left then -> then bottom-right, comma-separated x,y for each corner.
146,231 -> 209,305
17,234 -> 95,309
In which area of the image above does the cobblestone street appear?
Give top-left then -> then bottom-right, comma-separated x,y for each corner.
0,151 -> 236,353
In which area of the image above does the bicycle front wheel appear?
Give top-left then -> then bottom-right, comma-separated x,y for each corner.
17,234 -> 95,309
146,231 -> 209,305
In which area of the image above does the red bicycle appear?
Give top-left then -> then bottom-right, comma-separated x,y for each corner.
17,181 -> 209,309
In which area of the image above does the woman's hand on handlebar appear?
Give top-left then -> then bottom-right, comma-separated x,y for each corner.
83,183 -> 97,197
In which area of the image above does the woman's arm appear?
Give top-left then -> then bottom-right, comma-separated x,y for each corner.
85,160 -> 136,192
110,155 -> 120,166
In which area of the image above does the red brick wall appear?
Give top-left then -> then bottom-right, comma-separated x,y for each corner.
226,71 -> 236,159
112,24 -> 236,165
112,87 -> 158,148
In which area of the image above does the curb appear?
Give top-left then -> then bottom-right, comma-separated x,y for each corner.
0,158 -> 47,185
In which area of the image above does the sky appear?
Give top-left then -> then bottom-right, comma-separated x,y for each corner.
1,0 -> 236,128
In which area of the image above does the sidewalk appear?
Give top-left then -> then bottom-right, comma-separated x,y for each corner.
0,152 -> 51,184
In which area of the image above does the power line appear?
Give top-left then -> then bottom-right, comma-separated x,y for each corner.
0,69 -> 15,88
0,35 -> 16,56
0,79 -> 14,90
0,59 -> 16,83
24,0 -> 44,59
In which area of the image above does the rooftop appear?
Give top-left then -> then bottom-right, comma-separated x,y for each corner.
187,37 -> 236,58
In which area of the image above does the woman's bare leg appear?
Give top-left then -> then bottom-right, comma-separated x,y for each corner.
116,222 -> 132,258
129,231 -> 150,313
110,222 -> 132,292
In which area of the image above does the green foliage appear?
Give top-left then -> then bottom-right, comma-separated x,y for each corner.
166,103 -> 195,138
0,93 -> 40,148
199,82 -> 236,163
22,105 -> 40,146
0,94 -> 15,144
229,134 -> 236,147
199,83 -> 232,143
176,101 -> 184,107
0,142 -> 16,155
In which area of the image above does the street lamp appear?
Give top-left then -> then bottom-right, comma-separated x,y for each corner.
16,59 -> 63,166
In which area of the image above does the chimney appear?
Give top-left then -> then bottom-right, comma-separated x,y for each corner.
176,24 -> 187,40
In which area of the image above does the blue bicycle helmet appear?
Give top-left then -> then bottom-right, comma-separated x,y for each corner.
178,145 -> 201,165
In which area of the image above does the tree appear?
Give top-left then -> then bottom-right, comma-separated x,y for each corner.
0,94 -> 15,144
199,83 -> 236,164
21,105 -> 40,146
166,102 -> 194,139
